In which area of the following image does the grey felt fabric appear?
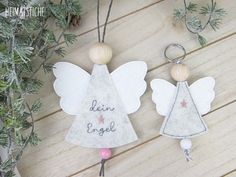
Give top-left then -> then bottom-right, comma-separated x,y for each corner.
161,82 -> 208,139
66,64 -> 138,148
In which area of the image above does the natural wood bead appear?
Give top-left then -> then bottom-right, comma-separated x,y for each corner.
89,43 -> 112,64
170,64 -> 190,81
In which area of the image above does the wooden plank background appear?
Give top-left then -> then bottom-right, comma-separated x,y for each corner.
18,0 -> 236,177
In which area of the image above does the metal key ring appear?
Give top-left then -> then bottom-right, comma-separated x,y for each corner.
164,43 -> 186,64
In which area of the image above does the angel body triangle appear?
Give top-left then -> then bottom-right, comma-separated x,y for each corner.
151,61 -> 215,161
151,78 -> 215,138
53,44 -> 147,149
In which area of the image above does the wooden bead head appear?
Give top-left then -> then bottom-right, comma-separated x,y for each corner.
89,43 -> 112,64
171,64 -> 190,82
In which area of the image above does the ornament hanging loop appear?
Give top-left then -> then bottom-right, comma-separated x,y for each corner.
97,0 -> 114,43
164,43 -> 186,64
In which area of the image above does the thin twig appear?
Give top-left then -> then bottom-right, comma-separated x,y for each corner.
30,9 -> 72,79
201,0 -> 214,30
183,0 -> 214,34
15,102 -> 35,161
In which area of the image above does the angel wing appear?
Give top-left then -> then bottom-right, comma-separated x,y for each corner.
189,77 -> 215,115
150,77 -> 215,116
53,62 -> 90,115
150,79 -> 176,116
111,61 -> 147,114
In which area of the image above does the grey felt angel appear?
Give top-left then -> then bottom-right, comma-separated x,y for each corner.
53,43 -> 147,148
151,44 -> 215,161
52,42 -> 147,176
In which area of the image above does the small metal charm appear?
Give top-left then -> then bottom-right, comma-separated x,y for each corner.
164,43 -> 186,64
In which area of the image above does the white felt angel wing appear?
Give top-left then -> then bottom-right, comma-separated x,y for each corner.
111,61 -> 147,114
150,79 -> 176,116
189,77 -> 215,115
53,62 -> 90,115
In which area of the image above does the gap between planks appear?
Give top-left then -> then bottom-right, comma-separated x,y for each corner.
35,31 -> 236,123
221,168 -> 236,177
68,99 -> 236,177
148,32 -> 236,72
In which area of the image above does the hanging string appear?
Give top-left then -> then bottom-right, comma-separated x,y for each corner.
97,0 -> 114,43
97,0 -> 101,42
96,1 -> 114,175
99,159 -> 106,177
183,149 -> 192,162
98,148 -> 112,177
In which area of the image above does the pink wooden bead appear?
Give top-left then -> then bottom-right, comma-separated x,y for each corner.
99,148 -> 112,159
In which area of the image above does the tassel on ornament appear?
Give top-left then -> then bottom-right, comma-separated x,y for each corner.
99,148 -> 112,177
180,139 -> 192,162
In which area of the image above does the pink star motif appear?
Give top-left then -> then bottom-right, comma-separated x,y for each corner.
180,99 -> 187,108
98,115 -> 105,124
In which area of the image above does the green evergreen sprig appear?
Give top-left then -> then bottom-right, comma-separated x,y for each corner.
0,0 -> 81,176
173,0 -> 226,46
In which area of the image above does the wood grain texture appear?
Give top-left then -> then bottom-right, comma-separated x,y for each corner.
18,34 -> 236,177
29,0 -> 236,120
17,0 -> 236,176
71,102 -> 236,177
56,0 -> 162,38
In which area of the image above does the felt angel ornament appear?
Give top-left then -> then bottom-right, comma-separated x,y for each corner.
53,43 -> 147,176
151,44 -> 215,161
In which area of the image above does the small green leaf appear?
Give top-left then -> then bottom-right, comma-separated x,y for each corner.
209,18 -> 221,31
48,4 -> 67,28
22,111 -> 31,119
49,4 -> 67,20
0,16 -> 13,38
187,16 -> 202,32
173,8 -> 185,21
214,7 -> 226,17
187,2 -> 197,13
3,170 -> 15,177
31,99 -> 42,112
0,2 -> 5,13
0,157 -> 16,173
0,42 -> 7,52
0,80 -> 9,92
22,78 -> 43,94
29,132 -> 41,146
21,119 -> 32,130
14,46 -> 34,63
0,129 -> 8,147
197,34 -> 207,46
63,33 -> 77,45
13,98 -> 24,113
200,4 -> 211,15
19,63 -> 33,73
15,130 -> 24,146
55,47 -> 65,57
55,18 -> 68,29
43,63 -> 54,73
22,18 -> 41,33
43,30 -> 56,44
66,0 -> 82,16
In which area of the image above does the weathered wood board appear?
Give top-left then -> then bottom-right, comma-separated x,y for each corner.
72,102 -> 236,177
29,0 -> 236,120
18,0 -> 236,177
